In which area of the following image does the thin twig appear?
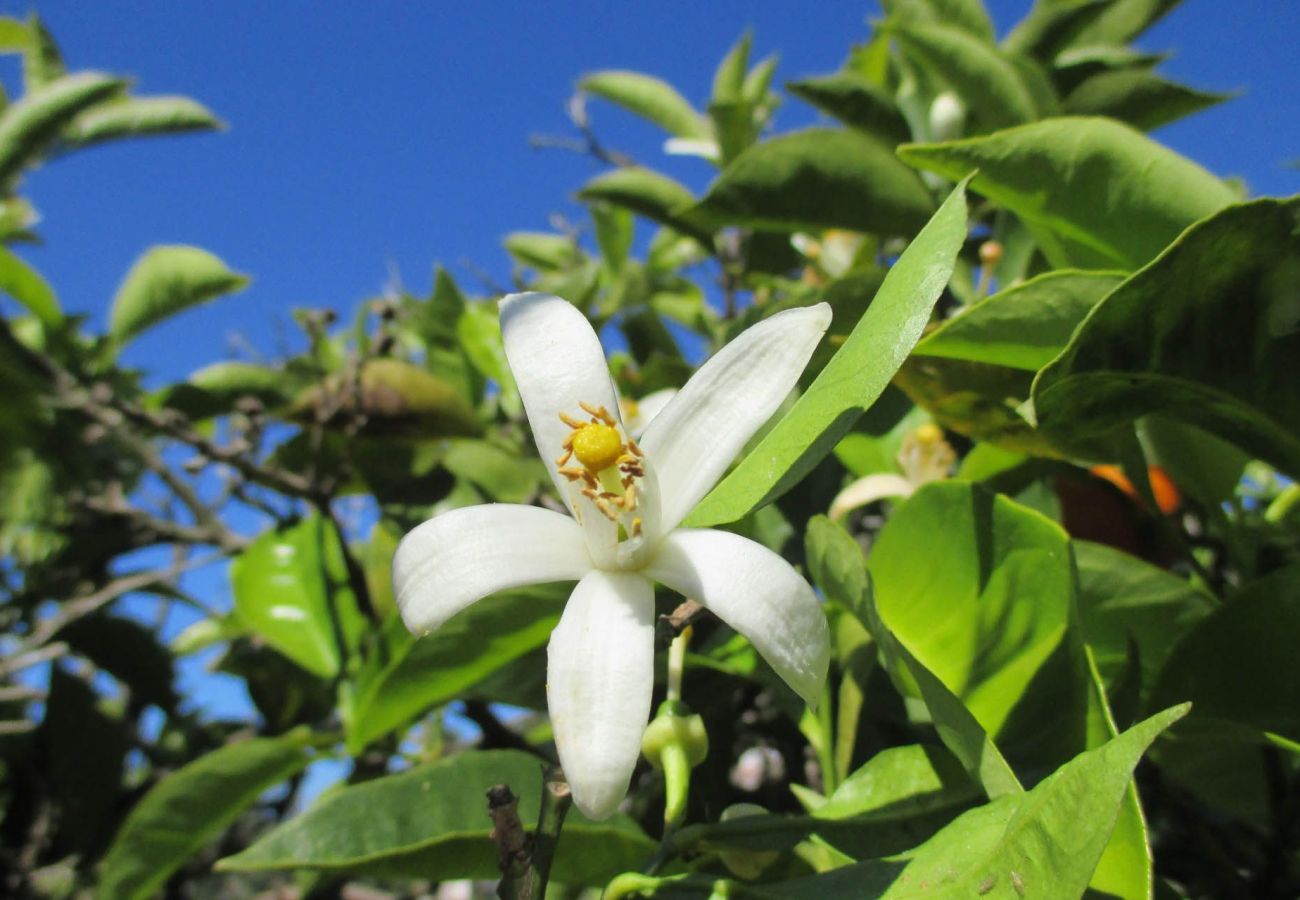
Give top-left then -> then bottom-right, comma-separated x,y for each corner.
490,767 -> 573,900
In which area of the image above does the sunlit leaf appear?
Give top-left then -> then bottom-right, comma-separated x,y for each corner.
0,70 -> 124,187
580,69 -> 709,139
63,94 -> 223,147
687,180 -> 965,526
108,244 -> 249,344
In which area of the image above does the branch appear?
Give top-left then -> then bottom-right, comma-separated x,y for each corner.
489,767 -> 573,900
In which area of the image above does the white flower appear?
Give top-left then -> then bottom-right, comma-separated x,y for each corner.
620,387 -> 677,438
393,292 -> 832,819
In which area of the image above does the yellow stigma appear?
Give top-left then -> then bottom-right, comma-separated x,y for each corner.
571,423 -> 624,473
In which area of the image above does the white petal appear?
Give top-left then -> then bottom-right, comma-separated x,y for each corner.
828,474 -> 916,521
499,292 -> 626,557
393,504 -> 591,634
640,303 -> 832,531
646,528 -> 829,706
547,570 -> 656,820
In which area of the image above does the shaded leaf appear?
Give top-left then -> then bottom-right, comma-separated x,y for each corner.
687,180 -> 966,526
108,245 -> 249,344
890,20 -> 1039,131
345,586 -> 567,753
577,166 -> 710,243
899,117 -> 1238,270
684,128 -> 935,236
216,749 -> 654,885
1033,197 -> 1300,477
1063,69 -> 1232,131
99,730 -> 313,900
914,269 -> 1124,371
786,72 -> 911,144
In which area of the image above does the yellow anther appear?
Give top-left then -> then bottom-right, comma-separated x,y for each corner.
571,423 -> 625,473
559,411 -> 585,429
915,423 -> 943,445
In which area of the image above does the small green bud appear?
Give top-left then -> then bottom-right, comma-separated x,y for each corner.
641,699 -> 709,825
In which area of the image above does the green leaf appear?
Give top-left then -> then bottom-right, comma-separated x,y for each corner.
591,202 -> 634,274
890,20 -> 1039,131
457,301 -> 521,416
882,0 -> 997,42
1151,564 -> 1300,746
0,70 -> 125,187
915,270 -> 1123,371
1002,0 -> 1110,60
156,360 -> 295,420
108,245 -> 249,344
99,729 -> 313,900
580,70 -> 708,139
1074,540 -> 1214,703
869,482 -> 1088,774
684,128 -> 935,236
686,179 -> 966,526
503,231 -> 576,271
1033,197 -> 1300,478
345,585 -> 567,753
62,94 -> 223,147
1063,69 -> 1232,131
231,515 -> 364,679
899,117 -> 1238,270
878,705 -> 1188,899
216,749 -> 654,885
440,438 -> 545,503
1065,0 -> 1183,49
577,166 -> 710,243
20,14 -> 65,90
786,72 -> 911,144
0,244 -> 60,325
711,30 -> 752,105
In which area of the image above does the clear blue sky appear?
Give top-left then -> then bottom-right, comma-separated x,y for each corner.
7,2 -> 1298,759
5,1 -> 1298,385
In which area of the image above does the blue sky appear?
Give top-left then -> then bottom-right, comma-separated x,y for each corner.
5,1 -> 1298,386
6,1 -> 1299,784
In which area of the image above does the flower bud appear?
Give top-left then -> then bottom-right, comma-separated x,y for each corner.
641,699 -> 709,825
928,91 -> 966,142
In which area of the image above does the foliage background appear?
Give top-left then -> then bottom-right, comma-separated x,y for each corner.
1,1 -> 1299,898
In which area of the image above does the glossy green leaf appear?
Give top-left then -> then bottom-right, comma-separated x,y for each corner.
684,128 -> 935,236
1033,197 -> 1300,477
711,30 -> 751,105
878,705 -> 1188,899
345,585 -> 567,753
157,360 -> 294,420
1075,540 -> 1214,701
580,69 -> 708,139
899,117 -> 1238,270
0,244 -> 60,325
1141,416 -> 1249,508
786,72 -> 910,144
216,749 -> 654,885
19,14 -> 65,91
63,94 -> 222,146
869,482 -> 1087,772
108,244 -> 249,344
890,20 -> 1039,131
503,231 -> 576,271
1002,0 -> 1110,60
99,729 -> 313,900
687,179 -> 965,526
915,270 -> 1124,371
882,0 -> 997,42
440,438 -> 544,503
577,166 -> 709,243
231,515 -> 364,679
1063,69 -> 1232,131
0,70 -> 124,186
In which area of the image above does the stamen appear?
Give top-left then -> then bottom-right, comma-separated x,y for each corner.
555,448 -> 573,467
631,517 -> 643,537
559,411 -> 585,429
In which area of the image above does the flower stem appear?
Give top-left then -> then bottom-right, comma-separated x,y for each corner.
666,625 -> 692,702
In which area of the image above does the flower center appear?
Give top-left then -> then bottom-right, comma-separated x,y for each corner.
570,423 -> 624,473
556,401 -> 646,537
